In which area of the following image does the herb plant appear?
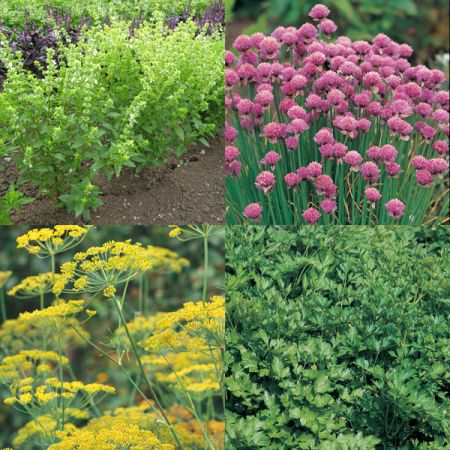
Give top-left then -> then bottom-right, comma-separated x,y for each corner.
0,19 -> 223,219
0,225 -> 225,448
226,225 -> 450,449
225,4 -> 449,225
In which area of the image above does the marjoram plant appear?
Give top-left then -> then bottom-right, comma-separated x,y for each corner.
225,3 -> 449,225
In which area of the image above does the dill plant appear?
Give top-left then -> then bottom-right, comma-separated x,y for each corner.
0,226 -> 225,449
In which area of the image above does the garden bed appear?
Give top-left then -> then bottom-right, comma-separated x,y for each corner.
1,137 -> 224,224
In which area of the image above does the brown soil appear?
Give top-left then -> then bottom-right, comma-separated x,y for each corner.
1,137 -> 224,225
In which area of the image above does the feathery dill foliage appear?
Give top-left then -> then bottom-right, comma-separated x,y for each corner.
0,226 -> 225,449
225,226 -> 450,449
225,3 -> 449,225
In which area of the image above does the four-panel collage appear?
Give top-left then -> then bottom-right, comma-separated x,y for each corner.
0,0 -> 448,449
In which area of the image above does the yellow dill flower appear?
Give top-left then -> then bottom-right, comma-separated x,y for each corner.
7,272 -> 65,298
103,285 -> 116,298
0,315 -> 90,354
48,423 -> 172,449
53,240 -> 188,296
16,226 -> 90,257
0,271 -> 12,288
168,227 -> 182,238
13,413 -> 81,448
0,349 -> 68,383
18,300 -> 85,331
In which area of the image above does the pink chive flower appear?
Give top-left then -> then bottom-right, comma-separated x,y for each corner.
415,169 -> 434,187
255,90 -> 274,108
225,70 -> 239,89
411,155 -> 429,170
343,151 -> 363,170
225,51 -> 237,66
319,19 -> 337,38
290,119 -> 310,135
225,146 -> 240,162
255,171 -> 276,194
320,198 -> 337,214
319,143 -> 335,159
284,172 -> 301,189
361,161 -> 381,183
385,199 -> 405,218
225,125 -> 238,143
297,166 -> 310,181
306,162 -> 323,179
243,203 -> 262,221
237,99 -> 254,116
233,35 -> 252,52
366,146 -> 381,162
261,122 -> 286,143
433,140 -> 448,155
427,158 -> 449,177
315,174 -> 335,195
380,144 -> 398,163
259,37 -> 281,60
225,160 -> 242,177
358,118 -> 371,133
365,187 -> 382,203
314,127 -> 334,145
285,136 -> 299,150
386,162 -> 401,177
302,207 -> 321,225
261,151 -> 281,168
309,4 -> 330,21
387,117 -> 413,140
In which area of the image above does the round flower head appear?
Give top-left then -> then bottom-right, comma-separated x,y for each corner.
243,203 -> 263,222
261,151 -> 281,168
365,187 -> 382,203
225,125 -> 238,143
415,169 -> 434,187
360,162 -> 380,183
319,19 -> 337,38
225,50 -> 237,66
225,146 -> 239,162
380,144 -> 398,163
411,155 -> 428,170
306,162 -> 323,179
234,35 -> 252,52
343,151 -> 363,170
225,160 -> 242,177
386,162 -> 401,177
260,37 -> 281,60
309,4 -> 330,21
255,171 -> 276,194
315,174 -> 334,195
427,158 -> 449,177
385,199 -> 405,219
284,172 -> 301,189
255,90 -> 274,108
302,207 -> 321,225
314,127 -> 334,145
285,136 -> 299,150
320,199 -> 337,214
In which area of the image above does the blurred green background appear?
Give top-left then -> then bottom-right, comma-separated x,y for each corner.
227,0 -> 449,69
0,225 -> 224,447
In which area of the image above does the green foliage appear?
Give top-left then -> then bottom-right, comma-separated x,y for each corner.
0,184 -> 33,225
226,226 -> 450,449
233,0 -> 449,62
0,19 -> 223,218
0,0 -> 214,28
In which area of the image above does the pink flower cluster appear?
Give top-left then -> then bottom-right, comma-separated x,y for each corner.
225,3 -> 449,224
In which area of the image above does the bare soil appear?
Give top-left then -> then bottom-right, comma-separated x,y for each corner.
1,137 -> 224,225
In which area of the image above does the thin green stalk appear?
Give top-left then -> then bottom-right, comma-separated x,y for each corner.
0,288 -> 6,324
57,334 -> 65,431
202,232 -> 209,302
40,290 -> 44,310
111,296 -> 185,450
51,253 -> 56,283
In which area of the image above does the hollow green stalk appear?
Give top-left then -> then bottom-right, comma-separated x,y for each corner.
0,288 -> 6,324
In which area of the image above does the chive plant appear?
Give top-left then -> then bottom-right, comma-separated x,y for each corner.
225,3 -> 449,225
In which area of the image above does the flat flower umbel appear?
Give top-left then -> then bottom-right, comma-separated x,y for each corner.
53,240 -> 189,297
225,3 -> 449,225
